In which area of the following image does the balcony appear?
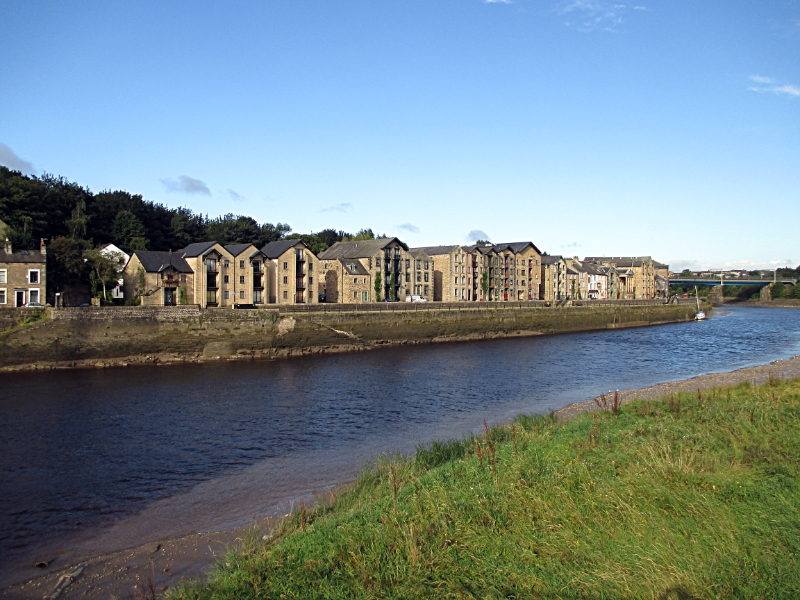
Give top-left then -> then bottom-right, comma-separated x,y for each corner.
253,275 -> 264,290
206,274 -> 218,289
295,278 -> 306,290
295,250 -> 306,262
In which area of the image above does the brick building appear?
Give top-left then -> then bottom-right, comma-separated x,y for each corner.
0,238 -> 46,307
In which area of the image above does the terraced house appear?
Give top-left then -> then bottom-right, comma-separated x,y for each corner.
124,250 -> 194,306
0,238 -> 46,307
319,238 -> 411,302
584,256 -> 661,299
262,239 -> 319,305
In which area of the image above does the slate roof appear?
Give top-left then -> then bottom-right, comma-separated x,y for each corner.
339,259 -> 370,276
566,268 -> 578,275
224,244 -> 259,257
542,255 -> 564,265
493,241 -> 543,255
133,251 -> 192,273
179,241 -> 218,257
318,238 -> 402,260
584,256 -> 649,268
409,245 -> 461,256
262,239 -> 306,259
0,249 -> 46,264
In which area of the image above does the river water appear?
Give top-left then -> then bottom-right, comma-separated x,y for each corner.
2,306 -> 800,584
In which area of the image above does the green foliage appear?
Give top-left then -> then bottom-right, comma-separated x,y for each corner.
170,379 -> 800,600
46,236 -> 87,298
771,282 -> 787,299
85,247 -> 125,301
475,239 -> 490,245
794,284 -> 800,300
481,270 -> 489,297
179,284 -> 188,305
374,272 -> 382,302
389,272 -> 397,301
343,228 -> 375,242
680,269 -> 693,277
111,210 -> 148,252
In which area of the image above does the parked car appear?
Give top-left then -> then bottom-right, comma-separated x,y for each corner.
23,301 -> 45,308
405,295 -> 427,303
318,293 -> 326,303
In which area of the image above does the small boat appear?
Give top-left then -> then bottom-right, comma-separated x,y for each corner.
695,310 -> 706,320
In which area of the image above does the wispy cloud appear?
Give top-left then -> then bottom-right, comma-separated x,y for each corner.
485,0 -> 512,4
318,202 -> 352,213
398,222 -> 420,234
227,189 -> 245,202
161,175 -> 212,195
556,1 -> 645,32
466,229 -> 491,242
561,241 -> 581,248
0,143 -> 36,174
748,75 -> 800,98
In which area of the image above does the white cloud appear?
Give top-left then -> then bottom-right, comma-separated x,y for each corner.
0,143 -> 36,174
319,202 -> 352,213
557,0 -> 634,32
161,175 -> 211,195
748,75 -> 800,98
485,0 -> 512,3
561,241 -> 581,248
398,222 -> 420,233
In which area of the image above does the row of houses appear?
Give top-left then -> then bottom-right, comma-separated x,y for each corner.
119,237 -> 669,308
0,219 -> 668,307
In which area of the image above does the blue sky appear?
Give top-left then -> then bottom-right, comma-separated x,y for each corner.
1,0 -> 798,270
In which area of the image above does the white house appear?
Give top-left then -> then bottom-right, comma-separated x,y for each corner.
99,243 -> 130,300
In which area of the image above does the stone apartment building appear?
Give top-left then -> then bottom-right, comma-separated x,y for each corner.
323,259 -> 372,303
463,244 -> 496,302
495,242 -> 542,301
262,239 -> 319,305
179,242 -> 236,308
223,244 -> 268,306
565,258 -> 589,300
540,255 -> 567,302
0,238 -> 46,307
584,257 -> 659,299
319,238 -> 413,302
123,250 -> 194,306
408,249 -> 433,300
410,245 -> 469,301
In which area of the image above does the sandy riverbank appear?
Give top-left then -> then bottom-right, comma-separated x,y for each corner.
3,352 -> 800,600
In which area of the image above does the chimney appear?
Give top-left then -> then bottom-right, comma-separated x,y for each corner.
40,238 -> 46,255
3,238 -> 11,254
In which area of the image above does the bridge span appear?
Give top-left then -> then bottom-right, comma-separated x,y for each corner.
668,278 -> 797,287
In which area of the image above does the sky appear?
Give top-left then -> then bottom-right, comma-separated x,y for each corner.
1,0 -> 798,271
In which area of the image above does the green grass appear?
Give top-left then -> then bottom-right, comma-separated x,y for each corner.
171,379 -> 800,599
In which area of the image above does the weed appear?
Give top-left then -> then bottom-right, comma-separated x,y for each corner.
594,390 -> 621,415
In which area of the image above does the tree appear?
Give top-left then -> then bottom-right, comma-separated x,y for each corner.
390,272 -> 397,301
85,247 -> 125,301
481,271 -> 489,298
46,236 -> 88,301
771,282 -> 787,300
680,269 -> 693,277
374,272 -> 382,302
344,228 -> 375,242
65,199 -> 89,240
112,210 -> 148,252
475,239 -> 490,245
794,284 -> 800,300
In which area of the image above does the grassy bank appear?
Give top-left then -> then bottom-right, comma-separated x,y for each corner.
171,379 -> 800,600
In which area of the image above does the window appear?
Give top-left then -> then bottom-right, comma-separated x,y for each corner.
416,273 -> 421,282
309,262 -> 313,271
376,258 -> 381,267
283,290 -> 288,299
29,289 -> 40,303
309,276 -> 313,284
324,263 -> 328,269
424,285 -> 429,295
254,290 -> 262,303
405,273 -> 410,282
224,290 -> 229,299
405,259 -> 410,269
283,262 -> 288,269
283,276 -> 288,284
224,260 -> 230,269
224,275 -> 230,284
354,291 -> 358,299
416,260 -> 421,270
424,272 -> 429,282
206,258 -> 217,272
239,275 -> 245,284
354,277 -> 358,285
454,277 -> 458,284
253,261 -> 261,272
180,274 -> 186,283
424,262 -> 429,270
29,270 -> 40,284
239,260 -> 245,269
240,290 -> 245,299
362,291 -> 367,302
0,290 -> 5,304
206,290 -> 217,304
0,270 -> 6,284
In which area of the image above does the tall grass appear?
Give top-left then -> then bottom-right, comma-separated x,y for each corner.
172,379 -> 800,599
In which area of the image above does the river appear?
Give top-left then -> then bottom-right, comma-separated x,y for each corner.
1,305 -> 800,585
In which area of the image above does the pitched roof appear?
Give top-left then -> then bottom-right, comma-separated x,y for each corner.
179,241 -> 218,257
584,256 -> 651,268
0,249 -> 46,264
409,245 -> 461,256
339,259 -> 370,276
224,244 -> 255,257
542,255 -> 564,265
494,241 -> 542,255
262,239 -> 307,259
318,238 -> 403,260
132,251 -> 192,273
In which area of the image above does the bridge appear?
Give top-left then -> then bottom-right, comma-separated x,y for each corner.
668,277 -> 797,287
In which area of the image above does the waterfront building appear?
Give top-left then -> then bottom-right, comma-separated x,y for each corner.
178,242 -> 238,308
223,244 -> 269,306
583,256 -> 659,299
323,258 -> 372,303
541,255 -> 567,302
0,237 -> 46,307
97,243 -> 129,301
262,239 -> 319,305
123,249 -> 194,306
493,242 -> 542,301
409,245 -> 468,301
408,249 -> 434,300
